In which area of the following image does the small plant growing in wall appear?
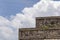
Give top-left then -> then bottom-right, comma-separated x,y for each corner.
41,25 -> 49,30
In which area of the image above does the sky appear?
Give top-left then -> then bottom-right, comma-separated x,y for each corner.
0,0 -> 60,40
0,0 -> 39,18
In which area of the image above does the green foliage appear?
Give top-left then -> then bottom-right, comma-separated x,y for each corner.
41,25 -> 49,30
41,22 -> 60,30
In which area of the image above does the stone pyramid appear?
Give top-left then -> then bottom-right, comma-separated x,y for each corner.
19,16 -> 60,40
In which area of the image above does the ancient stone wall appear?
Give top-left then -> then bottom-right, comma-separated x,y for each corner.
36,16 -> 60,29
19,29 -> 60,40
19,16 -> 60,40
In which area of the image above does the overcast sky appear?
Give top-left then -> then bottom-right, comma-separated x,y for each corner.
0,0 -> 60,40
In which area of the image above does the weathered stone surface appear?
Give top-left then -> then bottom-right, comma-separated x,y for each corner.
44,39 -> 60,40
19,16 -> 60,40
36,16 -> 60,29
19,29 -> 60,40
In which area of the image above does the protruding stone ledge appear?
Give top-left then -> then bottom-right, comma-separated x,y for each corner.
19,28 -> 60,40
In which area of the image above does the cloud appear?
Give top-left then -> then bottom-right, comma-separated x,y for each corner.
0,16 -> 17,40
12,0 -> 60,28
0,0 -> 60,40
